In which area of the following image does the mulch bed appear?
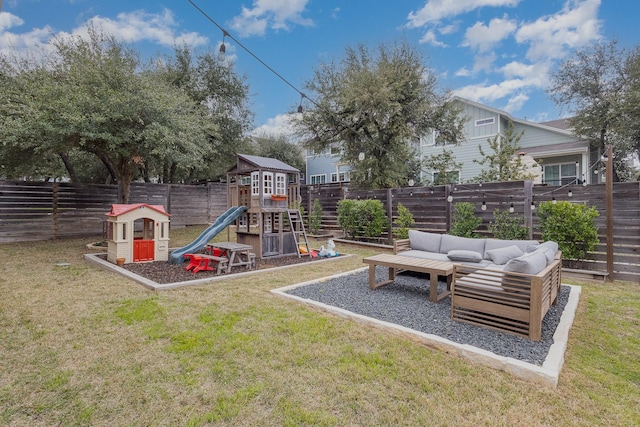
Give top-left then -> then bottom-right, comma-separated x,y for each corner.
119,254 -> 338,284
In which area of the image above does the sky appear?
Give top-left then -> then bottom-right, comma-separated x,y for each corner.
1,0 -> 638,137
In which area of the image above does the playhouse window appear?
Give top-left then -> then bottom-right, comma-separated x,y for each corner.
251,172 -> 260,195
263,172 -> 273,195
121,223 -> 127,241
275,173 -> 286,195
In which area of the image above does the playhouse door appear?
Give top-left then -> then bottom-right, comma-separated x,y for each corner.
134,240 -> 155,262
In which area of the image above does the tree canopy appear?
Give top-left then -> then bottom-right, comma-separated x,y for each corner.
548,40 -> 640,181
0,26 -> 253,202
294,41 -> 464,189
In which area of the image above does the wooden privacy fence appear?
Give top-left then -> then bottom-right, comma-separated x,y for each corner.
302,181 -> 640,282
0,180 -> 227,243
2,179 -> 638,281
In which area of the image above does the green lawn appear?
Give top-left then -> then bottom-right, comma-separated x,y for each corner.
1,226 -> 638,426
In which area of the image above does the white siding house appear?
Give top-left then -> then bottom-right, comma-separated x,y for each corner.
305,97 -> 597,186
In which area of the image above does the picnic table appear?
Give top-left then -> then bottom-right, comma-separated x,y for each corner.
184,253 -> 228,274
206,242 -> 255,273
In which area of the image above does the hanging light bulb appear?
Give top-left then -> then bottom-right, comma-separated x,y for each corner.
531,201 -> 535,210
568,189 -> 573,197
447,193 -> 453,203
297,92 -> 305,114
552,195 -> 557,204
358,152 -> 365,161
218,30 -> 229,61
509,202 -> 515,213
481,200 -> 487,211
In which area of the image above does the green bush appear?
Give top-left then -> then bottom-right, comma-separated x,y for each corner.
337,199 -> 388,239
308,199 -> 323,235
488,209 -> 529,240
536,200 -> 599,261
449,202 -> 481,238
393,202 -> 414,239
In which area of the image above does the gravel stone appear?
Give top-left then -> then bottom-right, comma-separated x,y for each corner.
286,267 -> 570,366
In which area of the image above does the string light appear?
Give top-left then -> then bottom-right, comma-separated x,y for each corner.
568,189 -> 573,197
481,200 -> 487,211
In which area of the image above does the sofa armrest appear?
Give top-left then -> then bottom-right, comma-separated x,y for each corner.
394,239 -> 410,254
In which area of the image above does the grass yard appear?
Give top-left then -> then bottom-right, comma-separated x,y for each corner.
1,226 -> 638,426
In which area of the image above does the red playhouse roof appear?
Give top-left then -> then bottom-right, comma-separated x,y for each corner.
106,203 -> 171,217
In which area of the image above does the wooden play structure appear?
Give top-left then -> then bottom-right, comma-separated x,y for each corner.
104,203 -> 171,265
227,154 -> 309,259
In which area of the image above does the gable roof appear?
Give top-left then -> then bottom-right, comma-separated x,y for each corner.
106,203 -> 170,217
228,154 -> 300,173
454,96 -> 576,137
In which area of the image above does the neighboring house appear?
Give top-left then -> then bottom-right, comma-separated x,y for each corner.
305,97 -> 601,186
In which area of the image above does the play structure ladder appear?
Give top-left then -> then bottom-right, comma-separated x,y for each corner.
287,209 -> 310,258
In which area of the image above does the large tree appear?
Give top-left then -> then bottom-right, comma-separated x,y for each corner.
250,131 -> 305,173
294,41 -> 464,189
0,27 -> 255,200
548,40 -> 640,181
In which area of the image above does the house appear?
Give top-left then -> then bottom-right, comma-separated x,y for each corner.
105,203 -> 171,265
305,97 -> 600,186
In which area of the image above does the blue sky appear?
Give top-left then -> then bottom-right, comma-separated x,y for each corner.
1,0 -> 637,136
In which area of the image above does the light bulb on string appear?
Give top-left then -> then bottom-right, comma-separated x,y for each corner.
568,189 -> 573,197
481,200 -> 487,211
509,202 -> 515,213
447,193 -> 453,203
531,201 -> 535,210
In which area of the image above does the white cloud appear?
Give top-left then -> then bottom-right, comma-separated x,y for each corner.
455,67 -> 472,77
515,0 -> 601,61
454,78 -> 532,103
503,93 -> 528,112
252,113 -> 299,138
419,29 -> 446,47
82,9 -> 207,47
0,12 -> 52,56
407,0 -> 521,28
462,15 -> 517,53
230,0 -> 313,37
472,52 -> 497,73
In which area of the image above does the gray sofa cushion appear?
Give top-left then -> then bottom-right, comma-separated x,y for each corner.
527,240 -> 558,255
447,250 -> 483,263
486,245 -> 524,265
408,230 -> 442,253
484,238 -> 539,260
503,250 -> 548,275
440,234 -> 486,255
397,250 -> 450,262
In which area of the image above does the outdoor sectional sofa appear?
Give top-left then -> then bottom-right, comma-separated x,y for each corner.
393,230 -> 562,341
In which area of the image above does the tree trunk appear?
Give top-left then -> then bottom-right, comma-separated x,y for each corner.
57,152 -> 80,183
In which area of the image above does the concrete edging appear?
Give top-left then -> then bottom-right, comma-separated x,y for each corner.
271,268 -> 581,388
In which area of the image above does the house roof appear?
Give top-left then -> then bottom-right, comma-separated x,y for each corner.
106,203 -> 170,217
228,154 -> 300,173
454,96 -> 576,137
539,118 -> 571,130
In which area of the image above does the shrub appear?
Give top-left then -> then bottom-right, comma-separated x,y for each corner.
536,201 -> 599,262
488,209 -> 529,240
308,199 -> 323,235
449,202 -> 481,238
337,199 -> 388,239
393,202 -> 414,239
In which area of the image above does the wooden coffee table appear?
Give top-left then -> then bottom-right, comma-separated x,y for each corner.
362,254 -> 454,303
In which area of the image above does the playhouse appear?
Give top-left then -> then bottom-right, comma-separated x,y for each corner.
226,154 -> 309,259
105,203 -> 171,265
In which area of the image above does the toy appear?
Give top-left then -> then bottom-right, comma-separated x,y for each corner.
318,239 -> 339,257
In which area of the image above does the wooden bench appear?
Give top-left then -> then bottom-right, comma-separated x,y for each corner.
184,254 -> 229,274
451,255 -> 562,341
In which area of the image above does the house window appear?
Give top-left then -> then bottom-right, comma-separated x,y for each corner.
310,174 -> 326,185
263,172 -> 273,195
275,173 -> 286,195
544,163 -> 578,186
433,170 -> 460,184
330,172 -> 349,183
251,172 -> 259,195
475,117 -> 495,126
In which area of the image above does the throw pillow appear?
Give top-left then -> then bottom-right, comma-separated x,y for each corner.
503,250 -> 548,275
447,250 -> 483,263
486,245 -> 524,265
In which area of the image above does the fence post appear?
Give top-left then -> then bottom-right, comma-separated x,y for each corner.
524,180 -> 533,239
445,184 -> 453,232
387,188 -> 394,244
52,182 -> 59,239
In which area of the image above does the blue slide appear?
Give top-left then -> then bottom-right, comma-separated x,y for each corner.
169,206 -> 248,264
